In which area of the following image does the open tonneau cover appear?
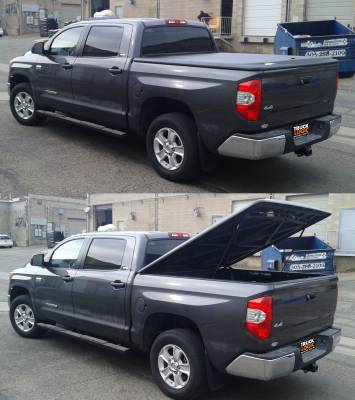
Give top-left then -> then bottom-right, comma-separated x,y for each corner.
140,200 -> 330,275
134,52 -> 338,71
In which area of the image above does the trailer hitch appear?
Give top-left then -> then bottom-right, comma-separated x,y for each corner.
302,362 -> 318,373
295,146 -> 312,157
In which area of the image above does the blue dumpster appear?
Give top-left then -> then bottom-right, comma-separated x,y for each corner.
261,236 -> 335,275
274,20 -> 355,77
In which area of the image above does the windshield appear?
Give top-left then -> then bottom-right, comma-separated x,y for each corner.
144,239 -> 187,266
141,26 -> 216,56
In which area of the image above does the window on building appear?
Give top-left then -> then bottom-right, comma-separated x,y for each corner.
84,238 -> 126,270
49,26 -> 84,56
50,238 -> 85,269
83,26 -> 124,57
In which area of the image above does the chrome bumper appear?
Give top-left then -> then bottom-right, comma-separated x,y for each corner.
217,114 -> 341,160
225,327 -> 341,381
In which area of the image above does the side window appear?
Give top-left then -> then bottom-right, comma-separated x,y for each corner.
84,238 -> 126,270
50,239 -> 85,269
49,26 -> 84,56
83,26 -> 124,57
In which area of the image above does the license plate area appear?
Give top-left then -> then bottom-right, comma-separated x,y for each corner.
300,338 -> 316,353
293,123 -> 310,138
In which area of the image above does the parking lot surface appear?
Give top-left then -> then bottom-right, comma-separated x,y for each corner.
0,247 -> 355,400
1,36 -> 355,194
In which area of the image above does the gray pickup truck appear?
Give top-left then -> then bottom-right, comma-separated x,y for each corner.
8,200 -> 340,400
8,18 -> 341,181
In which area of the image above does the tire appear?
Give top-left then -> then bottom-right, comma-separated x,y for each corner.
146,113 -> 201,182
150,329 -> 207,400
9,295 -> 43,338
10,83 -> 46,126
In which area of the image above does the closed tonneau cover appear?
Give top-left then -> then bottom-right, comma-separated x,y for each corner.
134,52 -> 338,71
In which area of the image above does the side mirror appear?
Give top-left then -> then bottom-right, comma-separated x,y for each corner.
31,253 -> 45,267
31,41 -> 46,55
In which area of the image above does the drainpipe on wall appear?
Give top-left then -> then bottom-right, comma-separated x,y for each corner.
156,0 -> 160,18
25,196 -> 30,246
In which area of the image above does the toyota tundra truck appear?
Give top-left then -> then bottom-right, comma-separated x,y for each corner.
8,200 -> 341,400
8,18 -> 341,182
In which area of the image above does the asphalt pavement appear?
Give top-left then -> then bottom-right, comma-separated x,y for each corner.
1,35 -> 355,194
0,247 -> 355,400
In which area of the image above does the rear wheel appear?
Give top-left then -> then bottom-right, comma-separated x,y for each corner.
10,83 -> 46,126
150,329 -> 207,400
146,113 -> 201,182
9,295 -> 44,338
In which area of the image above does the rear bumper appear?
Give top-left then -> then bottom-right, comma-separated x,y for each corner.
225,327 -> 341,381
217,114 -> 341,160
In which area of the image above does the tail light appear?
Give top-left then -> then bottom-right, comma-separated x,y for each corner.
168,232 -> 190,239
236,79 -> 262,121
246,296 -> 272,340
166,19 -> 187,25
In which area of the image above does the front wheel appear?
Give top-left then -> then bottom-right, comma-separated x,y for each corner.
146,113 -> 201,182
9,295 -> 44,338
10,83 -> 46,126
150,329 -> 207,400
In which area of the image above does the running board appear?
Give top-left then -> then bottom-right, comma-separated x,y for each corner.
37,110 -> 127,136
37,322 -> 130,353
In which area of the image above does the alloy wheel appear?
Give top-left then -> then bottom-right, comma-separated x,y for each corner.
153,128 -> 185,171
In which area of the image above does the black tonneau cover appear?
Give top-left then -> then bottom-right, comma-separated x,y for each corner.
134,52 -> 338,71
140,200 -> 330,275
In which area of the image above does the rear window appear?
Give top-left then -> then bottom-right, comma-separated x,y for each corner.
0,235 -> 10,239
144,239 -> 186,266
141,26 -> 215,56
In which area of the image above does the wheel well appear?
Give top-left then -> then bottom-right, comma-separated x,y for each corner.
10,286 -> 29,303
10,74 -> 30,91
143,313 -> 203,351
139,98 -> 196,136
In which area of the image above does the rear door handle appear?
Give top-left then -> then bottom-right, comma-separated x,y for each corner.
110,280 -> 125,289
108,66 -> 122,75
62,63 -> 73,70
62,275 -> 73,282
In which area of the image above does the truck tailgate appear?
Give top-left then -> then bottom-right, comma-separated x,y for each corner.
260,64 -> 338,130
271,274 -> 338,345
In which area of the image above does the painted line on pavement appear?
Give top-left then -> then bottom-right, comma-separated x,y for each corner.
334,345 -> 355,358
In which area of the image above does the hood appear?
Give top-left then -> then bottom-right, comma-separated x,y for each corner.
139,200 -> 330,276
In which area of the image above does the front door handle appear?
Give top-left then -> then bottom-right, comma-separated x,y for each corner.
62,63 -> 73,70
108,66 -> 122,75
62,275 -> 73,282
110,280 -> 125,289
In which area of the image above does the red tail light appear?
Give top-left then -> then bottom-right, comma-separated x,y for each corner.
236,80 -> 262,121
246,296 -> 272,340
166,19 -> 187,25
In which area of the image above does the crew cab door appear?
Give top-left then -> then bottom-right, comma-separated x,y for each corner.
33,237 -> 86,325
35,26 -> 85,112
71,236 -> 134,343
71,24 -> 132,129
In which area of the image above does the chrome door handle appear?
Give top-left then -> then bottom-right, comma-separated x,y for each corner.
110,280 -> 125,289
62,275 -> 73,282
108,66 -> 122,75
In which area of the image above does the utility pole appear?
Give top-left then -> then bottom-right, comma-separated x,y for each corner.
156,0 -> 160,18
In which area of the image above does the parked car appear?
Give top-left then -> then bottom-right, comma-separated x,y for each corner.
0,234 -> 13,248
0,26 -> 4,37
8,200 -> 341,399
8,18 -> 341,182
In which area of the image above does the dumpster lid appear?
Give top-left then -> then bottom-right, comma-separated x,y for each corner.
140,200 -> 330,275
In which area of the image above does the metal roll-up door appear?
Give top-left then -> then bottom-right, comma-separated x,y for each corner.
306,0 -> 353,27
244,0 -> 282,36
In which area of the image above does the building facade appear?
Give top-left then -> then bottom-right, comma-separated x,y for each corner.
0,0 -> 82,35
100,0 -> 355,53
0,194 -> 86,246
